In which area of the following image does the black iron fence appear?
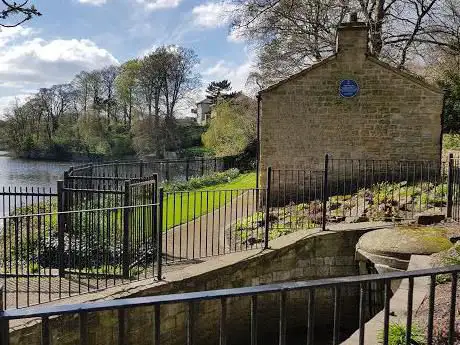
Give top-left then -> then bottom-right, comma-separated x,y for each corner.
0,187 -> 56,218
266,154 -> 460,231
1,265 -> 459,345
0,202 -> 160,309
66,157 -> 247,183
162,188 -> 264,263
4,154 -> 460,310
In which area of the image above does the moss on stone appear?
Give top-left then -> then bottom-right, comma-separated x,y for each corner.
358,225 -> 453,257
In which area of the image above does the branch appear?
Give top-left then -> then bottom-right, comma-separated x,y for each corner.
0,0 -> 41,28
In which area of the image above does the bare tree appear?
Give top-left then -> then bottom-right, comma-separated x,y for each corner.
100,65 -> 119,122
162,46 -> 200,118
72,71 -> 92,113
1,0 -> 40,28
37,84 -> 74,139
232,0 -> 460,83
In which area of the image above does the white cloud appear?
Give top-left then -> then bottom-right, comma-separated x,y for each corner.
227,26 -> 245,43
201,51 -> 256,94
0,94 -> 32,118
0,33 -> 119,115
136,0 -> 181,11
192,2 -> 237,28
78,0 -> 108,5
0,26 -> 36,48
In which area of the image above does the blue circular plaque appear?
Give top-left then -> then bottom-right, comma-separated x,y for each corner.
339,79 -> 359,98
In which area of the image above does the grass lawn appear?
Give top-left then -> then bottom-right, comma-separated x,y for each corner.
162,172 -> 256,230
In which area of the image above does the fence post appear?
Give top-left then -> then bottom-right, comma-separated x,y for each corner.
157,187 -> 164,280
214,157 -> 217,172
122,180 -> 130,279
0,285 -> 9,345
139,160 -> 144,178
165,162 -> 170,182
185,159 -> 190,181
201,157 -> 205,177
447,153 -> 454,218
322,154 -> 329,232
57,180 -> 65,277
264,167 -> 272,250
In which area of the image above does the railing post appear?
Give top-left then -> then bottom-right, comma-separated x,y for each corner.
0,285 -> 9,345
322,154 -> 329,232
115,160 -> 119,178
185,159 -> 190,181
139,160 -> 144,178
165,162 -> 170,182
264,167 -> 272,250
157,188 -> 164,280
447,153 -> 454,218
122,180 -> 130,279
57,180 -> 65,277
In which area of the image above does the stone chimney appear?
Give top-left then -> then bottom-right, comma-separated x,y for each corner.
336,13 -> 369,59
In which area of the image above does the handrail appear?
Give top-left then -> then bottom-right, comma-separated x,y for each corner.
1,265 -> 459,320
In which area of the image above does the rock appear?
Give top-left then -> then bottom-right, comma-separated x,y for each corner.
415,213 -> 445,225
328,216 -> 346,223
345,215 -> 369,223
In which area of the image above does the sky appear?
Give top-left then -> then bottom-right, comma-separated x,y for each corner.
0,0 -> 255,116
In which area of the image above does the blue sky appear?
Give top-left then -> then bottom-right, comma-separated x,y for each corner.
0,0 -> 255,115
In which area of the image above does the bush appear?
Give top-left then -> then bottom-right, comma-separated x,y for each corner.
164,168 -> 240,192
443,134 -> 460,150
378,323 -> 426,345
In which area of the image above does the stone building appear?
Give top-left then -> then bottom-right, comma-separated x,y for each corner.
259,18 -> 444,201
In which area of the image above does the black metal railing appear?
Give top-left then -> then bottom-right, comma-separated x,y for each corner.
66,157 -> 244,183
266,154 -> 460,229
0,202 -> 160,310
0,187 -> 56,218
162,188 -> 264,263
1,265 -> 458,345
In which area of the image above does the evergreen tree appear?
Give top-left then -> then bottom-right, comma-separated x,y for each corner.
205,80 -> 232,103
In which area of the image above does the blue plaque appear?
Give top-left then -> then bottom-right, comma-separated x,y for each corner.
339,79 -> 359,98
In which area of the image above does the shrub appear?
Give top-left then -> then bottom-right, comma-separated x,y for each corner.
378,323 -> 426,345
164,168 -> 240,192
443,133 -> 460,150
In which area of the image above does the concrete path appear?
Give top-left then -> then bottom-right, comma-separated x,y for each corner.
341,255 -> 432,345
162,190 -> 260,262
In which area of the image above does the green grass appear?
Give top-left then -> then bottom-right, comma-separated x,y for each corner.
378,323 -> 426,345
162,172 -> 256,230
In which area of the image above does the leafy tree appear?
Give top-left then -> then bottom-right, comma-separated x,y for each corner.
116,60 -> 140,128
1,0 -> 40,28
201,95 -> 256,156
439,72 -> 460,133
1,45 -> 202,160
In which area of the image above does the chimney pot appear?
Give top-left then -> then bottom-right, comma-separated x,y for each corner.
349,12 -> 358,22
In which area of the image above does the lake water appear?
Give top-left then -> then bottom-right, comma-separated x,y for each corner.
0,151 -> 71,191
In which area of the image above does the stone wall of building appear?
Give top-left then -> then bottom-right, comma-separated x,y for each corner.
259,23 -> 444,200
9,228 -> 373,345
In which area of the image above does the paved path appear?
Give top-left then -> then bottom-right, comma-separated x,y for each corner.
162,190 -> 260,262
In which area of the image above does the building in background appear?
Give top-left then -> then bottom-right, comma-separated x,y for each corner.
191,98 -> 213,126
258,16 -> 444,200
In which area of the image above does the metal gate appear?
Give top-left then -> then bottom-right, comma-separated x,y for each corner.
57,174 -> 158,280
